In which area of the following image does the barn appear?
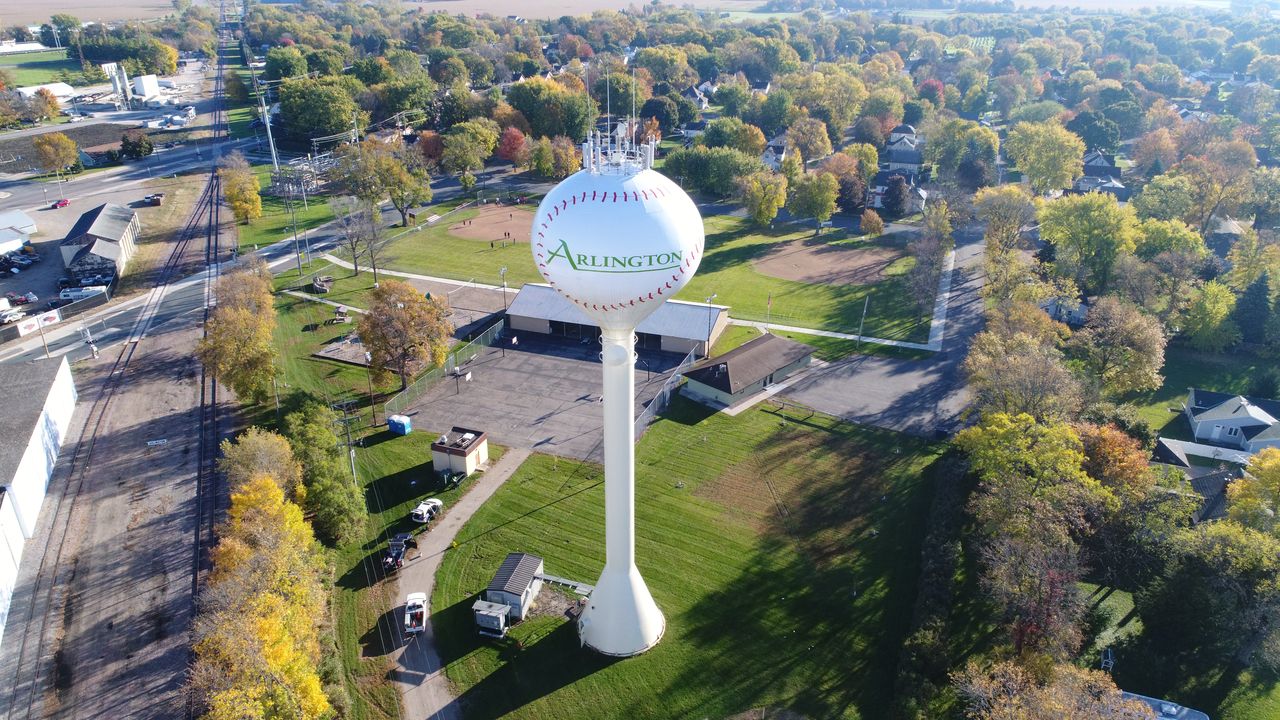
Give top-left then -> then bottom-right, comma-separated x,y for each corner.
0,357 -> 78,644
506,283 -> 728,355
60,203 -> 140,282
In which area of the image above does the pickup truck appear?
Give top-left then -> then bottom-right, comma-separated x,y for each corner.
404,593 -> 427,635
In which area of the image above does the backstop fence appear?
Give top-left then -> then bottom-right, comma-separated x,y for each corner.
634,345 -> 699,441
382,318 -> 505,417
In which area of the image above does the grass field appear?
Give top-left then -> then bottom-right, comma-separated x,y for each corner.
432,396 -> 944,719
1123,344 -> 1267,436
380,210 -> 930,342
0,50 -> 80,86
333,431 -> 508,720
234,165 -> 334,250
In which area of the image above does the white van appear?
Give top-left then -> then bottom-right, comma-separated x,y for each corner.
59,286 -> 108,301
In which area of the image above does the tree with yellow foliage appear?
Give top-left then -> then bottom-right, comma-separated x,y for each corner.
1230,448 -> 1280,537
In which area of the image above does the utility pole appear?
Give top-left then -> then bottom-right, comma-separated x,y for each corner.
251,65 -> 279,170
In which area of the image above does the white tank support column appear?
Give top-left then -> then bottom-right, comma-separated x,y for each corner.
578,326 -> 665,656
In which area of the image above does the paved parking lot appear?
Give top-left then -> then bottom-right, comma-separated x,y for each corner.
402,334 -> 687,461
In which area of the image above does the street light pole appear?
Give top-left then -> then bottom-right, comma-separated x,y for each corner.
364,351 -> 377,427
704,293 -> 717,358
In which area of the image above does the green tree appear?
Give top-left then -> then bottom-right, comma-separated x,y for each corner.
714,84 -> 750,117
786,172 -> 839,232
264,46 -> 307,81
529,136 -> 555,178
591,72 -> 649,118
278,79 -> 363,141
738,171 -> 787,226
1038,192 -> 1136,291
120,129 -> 154,160
640,95 -> 679,133
443,119 -> 499,180
224,71 -> 248,103
1132,173 -> 1196,222
506,77 -> 595,141
974,184 -> 1037,253
357,280 -> 453,390
1065,110 -> 1120,153
1183,281 -> 1241,352
842,143 -> 879,185
1133,218 -> 1205,260
284,402 -> 366,545
702,117 -> 766,156
196,258 -> 277,403
1234,271 -> 1273,345
337,138 -> 434,227
217,428 -> 303,500
1006,121 -> 1086,195
1068,297 -> 1166,395
786,117 -> 832,165
32,131 -> 78,183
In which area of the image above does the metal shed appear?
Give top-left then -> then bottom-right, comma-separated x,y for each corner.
482,552 -> 544,622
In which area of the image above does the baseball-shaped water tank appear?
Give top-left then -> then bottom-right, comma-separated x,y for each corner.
531,167 -> 704,330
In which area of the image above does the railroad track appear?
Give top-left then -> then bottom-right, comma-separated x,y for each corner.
0,42 -> 230,720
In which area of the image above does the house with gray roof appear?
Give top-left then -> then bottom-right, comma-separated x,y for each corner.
482,552 -> 544,621
1184,388 -> 1280,453
681,333 -> 812,408
59,203 -> 139,282
1070,175 -> 1130,201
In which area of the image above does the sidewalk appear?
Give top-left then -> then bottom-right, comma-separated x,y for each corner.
390,447 -> 532,720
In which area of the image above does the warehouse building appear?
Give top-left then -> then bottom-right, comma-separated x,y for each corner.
60,203 -> 139,282
0,357 -> 78,645
505,283 -> 729,355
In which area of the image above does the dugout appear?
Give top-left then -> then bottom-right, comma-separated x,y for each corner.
505,284 -> 729,355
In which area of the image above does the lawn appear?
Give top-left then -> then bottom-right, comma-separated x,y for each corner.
226,104 -> 257,140
333,430 -> 507,720
234,164 -> 335,250
713,323 -> 934,361
381,210 -> 931,342
431,396 -> 945,719
0,50 -> 81,86
677,216 -> 929,342
1122,344 -> 1267,436
378,201 -> 541,287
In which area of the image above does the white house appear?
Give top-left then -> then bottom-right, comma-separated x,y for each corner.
482,552 -> 544,621
1184,388 -> 1280,453
867,170 -> 927,214
888,123 -> 918,144
761,133 -> 789,171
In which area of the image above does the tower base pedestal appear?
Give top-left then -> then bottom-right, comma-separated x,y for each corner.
577,565 -> 665,657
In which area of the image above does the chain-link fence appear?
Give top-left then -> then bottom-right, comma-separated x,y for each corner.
634,346 -> 699,441
382,319 -> 505,417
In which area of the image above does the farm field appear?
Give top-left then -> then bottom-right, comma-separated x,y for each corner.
432,396 -> 945,719
0,50 -> 80,86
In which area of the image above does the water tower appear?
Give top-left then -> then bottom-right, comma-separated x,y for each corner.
532,131 -> 704,656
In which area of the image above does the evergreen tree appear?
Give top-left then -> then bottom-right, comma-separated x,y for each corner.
1235,271 -> 1273,344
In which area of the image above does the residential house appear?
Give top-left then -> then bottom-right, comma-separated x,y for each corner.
888,123 -> 918,144
681,85 -> 709,110
1039,296 -> 1089,326
697,79 -> 719,97
1184,388 -> 1280,453
680,119 -> 708,139
749,79 -> 771,96
681,334 -> 813,409
1069,175 -> 1130,201
761,133 -> 789,171
1082,150 -> 1121,179
866,170 -> 927,213
1206,215 -> 1244,258
1150,438 -> 1244,523
59,203 -> 139,283
883,136 -> 923,173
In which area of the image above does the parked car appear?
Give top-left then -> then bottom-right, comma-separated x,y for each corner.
404,593 -> 427,635
381,532 -> 418,571
6,291 -> 36,305
57,277 -> 76,289
51,199 -> 70,209
79,274 -> 113,287
0,310 -> 25,324
411,499 -> 443,523
144,193 -> 165,206
59,286 -> 107,301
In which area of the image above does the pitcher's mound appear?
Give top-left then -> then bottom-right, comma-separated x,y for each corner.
753,237 -> 905,286
449,205 -> 535,242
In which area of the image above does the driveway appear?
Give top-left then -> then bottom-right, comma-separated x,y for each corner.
780,223 -> 986,435
390,447 -> 532,720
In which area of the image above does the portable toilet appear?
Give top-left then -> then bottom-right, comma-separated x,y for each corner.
388,414 -> 412,436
